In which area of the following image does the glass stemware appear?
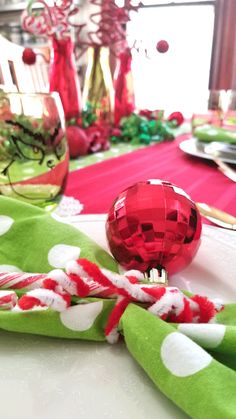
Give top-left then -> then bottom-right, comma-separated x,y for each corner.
191,90 -> 227,134
0,91 -> 69,210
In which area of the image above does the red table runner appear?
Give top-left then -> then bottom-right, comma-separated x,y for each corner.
65,134 -> 236,217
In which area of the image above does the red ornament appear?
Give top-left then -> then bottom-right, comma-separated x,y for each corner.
156,40 -> 169,53
139,109 -> 153,120
106,180 -> 202,275
85,124 -> 110,153
66,126 -> 89,158
22,48 -> 37,65
168,111 -> 184,127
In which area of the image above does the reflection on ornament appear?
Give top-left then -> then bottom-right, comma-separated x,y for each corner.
82,46 -> 114,124
106,180 -> 202,275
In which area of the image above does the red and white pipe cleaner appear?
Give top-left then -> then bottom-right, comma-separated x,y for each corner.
0,259 -> 223,343
0,272 -> 48,290
18,289 -> 71,312
0,290 -> 17,310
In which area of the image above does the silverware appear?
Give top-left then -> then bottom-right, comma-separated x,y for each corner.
213,158 -> 236,182
196,202 -> 236,230
203,142 -> 236,182
204,141 -> 236,160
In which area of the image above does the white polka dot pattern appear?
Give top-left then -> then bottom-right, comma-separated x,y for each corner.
161,332 -> 212,377
178,324 -> 226,349
0,265 -> 22,272
60,301 -> 103,331
0,216 -> 14,236
48,244 -> 81,268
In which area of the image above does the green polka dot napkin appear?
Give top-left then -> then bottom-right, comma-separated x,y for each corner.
0,196 -> 117,274
1,196 -> 236,419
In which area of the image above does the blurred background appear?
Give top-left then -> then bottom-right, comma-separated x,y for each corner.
0,0 -> 235,115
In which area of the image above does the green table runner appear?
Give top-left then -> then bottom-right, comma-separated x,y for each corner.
69,123 -> 190,172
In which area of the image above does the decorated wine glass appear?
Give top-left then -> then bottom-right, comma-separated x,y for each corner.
191,90 -> 229,134
0,91 -> 68,210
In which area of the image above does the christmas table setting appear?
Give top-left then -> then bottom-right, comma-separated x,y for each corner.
0,179 -> 236,419
2,0 -> 236,218
1,1 -> 236,418
63,130 -> 236,221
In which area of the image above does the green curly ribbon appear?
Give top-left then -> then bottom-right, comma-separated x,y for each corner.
81,103 -> 97,128
67,106 -> 176,145
67,103 -> 97,128
111,113 -> 175,145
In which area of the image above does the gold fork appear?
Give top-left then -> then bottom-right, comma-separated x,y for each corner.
196,203 -> 236,230
214,158 -> 236,182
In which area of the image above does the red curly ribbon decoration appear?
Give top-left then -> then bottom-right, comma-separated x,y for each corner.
75,0 -> 141,58
22,0 -> 85,40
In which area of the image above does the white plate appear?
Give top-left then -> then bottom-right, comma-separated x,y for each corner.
1,216 -> 236,419
72,215 -> 236,303
179,137 -> 236,164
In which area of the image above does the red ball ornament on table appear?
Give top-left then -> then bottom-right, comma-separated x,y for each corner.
22,48 -> 37,65
168,111 -> 184,127
106,180 -> 202,275
156,40 -> 169,53
66,126 -> 89,158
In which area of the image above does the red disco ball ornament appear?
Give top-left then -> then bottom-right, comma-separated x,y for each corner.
106,180 -> 202,275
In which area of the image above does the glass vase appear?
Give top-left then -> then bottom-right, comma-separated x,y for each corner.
82,46 -> 114,124
49,36 -> 82,121
114,48 -> 135,126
